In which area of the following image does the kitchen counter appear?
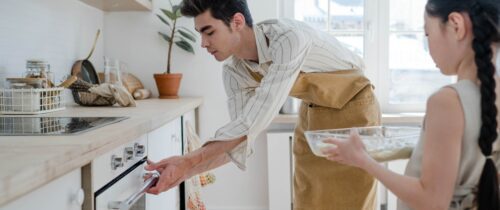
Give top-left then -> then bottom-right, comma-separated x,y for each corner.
272,113 -> 424,124
0,98 -> 203,206
269,113 -> 424,131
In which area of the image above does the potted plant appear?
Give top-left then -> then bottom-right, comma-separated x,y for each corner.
154,2 -> 196,99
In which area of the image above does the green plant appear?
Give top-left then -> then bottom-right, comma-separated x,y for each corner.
157,2 -> 196,74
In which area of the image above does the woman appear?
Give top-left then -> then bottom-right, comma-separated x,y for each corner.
323,0 -> 500,209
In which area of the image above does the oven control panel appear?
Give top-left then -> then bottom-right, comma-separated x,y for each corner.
91,134 -> 148,191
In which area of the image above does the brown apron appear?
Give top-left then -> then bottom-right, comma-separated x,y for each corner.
246,67 -> 381,210
290,70 -> 381,210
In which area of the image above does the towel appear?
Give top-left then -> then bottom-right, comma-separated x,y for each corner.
89,83 -> 136,107
185,121 -> 216,210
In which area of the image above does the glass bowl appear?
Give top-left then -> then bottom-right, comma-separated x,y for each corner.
304,126 -> 421,161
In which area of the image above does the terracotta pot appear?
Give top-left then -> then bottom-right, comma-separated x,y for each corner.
153,73 -> 182,99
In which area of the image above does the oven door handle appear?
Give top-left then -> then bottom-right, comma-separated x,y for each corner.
108,172 -> 159,210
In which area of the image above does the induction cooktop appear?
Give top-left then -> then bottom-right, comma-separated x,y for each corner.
0,117 -> 129,136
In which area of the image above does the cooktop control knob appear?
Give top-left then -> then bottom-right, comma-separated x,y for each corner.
134,143 -> 145,157
111,155 -> 124,170
124,147 -> 134,161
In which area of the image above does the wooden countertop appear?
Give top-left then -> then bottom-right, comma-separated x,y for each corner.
0,98 -> 203,206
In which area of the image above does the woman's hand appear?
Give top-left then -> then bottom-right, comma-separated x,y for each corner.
144,156 -> 193,195
322,128 -> 373,169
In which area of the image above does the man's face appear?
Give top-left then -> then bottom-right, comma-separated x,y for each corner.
195,10 -> 239,61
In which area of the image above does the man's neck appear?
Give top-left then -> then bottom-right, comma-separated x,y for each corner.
233,26 -> 259,63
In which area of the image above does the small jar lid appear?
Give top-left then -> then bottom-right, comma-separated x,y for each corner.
26,59 -> 49,68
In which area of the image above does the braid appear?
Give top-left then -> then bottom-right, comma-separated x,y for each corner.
469,1 -> 500,210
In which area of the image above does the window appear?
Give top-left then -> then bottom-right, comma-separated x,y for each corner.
286,0 -> 455,113
294,0 -> 364,56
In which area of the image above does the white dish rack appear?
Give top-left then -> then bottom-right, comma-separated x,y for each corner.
0,87 -> 65,114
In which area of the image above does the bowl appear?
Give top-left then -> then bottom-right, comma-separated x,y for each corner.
304,126 -> 421,161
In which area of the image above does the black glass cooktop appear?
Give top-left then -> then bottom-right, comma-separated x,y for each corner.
0,117 -> 128,136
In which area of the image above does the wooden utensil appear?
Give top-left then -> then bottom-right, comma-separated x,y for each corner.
57,76 -> 78,88
133,89 -> 151,100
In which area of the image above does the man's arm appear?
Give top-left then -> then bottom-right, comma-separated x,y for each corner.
145,136 -> 244,194
186,144 -> 233,177
186,135 -> 246,174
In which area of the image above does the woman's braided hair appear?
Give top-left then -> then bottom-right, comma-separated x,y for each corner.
426,0 -> 500,209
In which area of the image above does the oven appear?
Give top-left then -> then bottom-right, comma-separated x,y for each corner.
83,134 -> 154,210
95,158 -> 156,210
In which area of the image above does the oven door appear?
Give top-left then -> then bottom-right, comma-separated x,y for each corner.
94,158 -> 157,210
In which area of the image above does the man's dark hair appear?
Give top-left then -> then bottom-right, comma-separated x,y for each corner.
180,0 -> 253,27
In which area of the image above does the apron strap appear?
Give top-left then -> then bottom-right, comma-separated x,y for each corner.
242,60 -> 264,83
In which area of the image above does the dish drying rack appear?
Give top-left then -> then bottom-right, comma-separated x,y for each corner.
0,87 -> 65,114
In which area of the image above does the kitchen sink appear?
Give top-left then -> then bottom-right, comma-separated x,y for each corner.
0,116 -> 128,136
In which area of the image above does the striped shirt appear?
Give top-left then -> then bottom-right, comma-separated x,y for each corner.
209,19 -> 365,170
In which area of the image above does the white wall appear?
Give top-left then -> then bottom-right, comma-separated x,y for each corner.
104,0 -> 279,209
0,0 -> 104,88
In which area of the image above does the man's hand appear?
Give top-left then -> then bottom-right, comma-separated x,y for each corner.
144,156 -> 193,195
143,136 -> 246,195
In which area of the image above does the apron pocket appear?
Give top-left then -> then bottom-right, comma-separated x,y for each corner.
307,86 -> 381,130
290,70 -> 372,109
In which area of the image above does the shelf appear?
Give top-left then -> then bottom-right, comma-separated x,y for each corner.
80,0 -> 152,11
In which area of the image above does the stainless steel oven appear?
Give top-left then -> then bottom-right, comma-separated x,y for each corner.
95,159 -> 158,210
83,135 -> 154,210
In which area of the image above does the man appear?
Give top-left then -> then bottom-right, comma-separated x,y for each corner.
145,0 -> 381,209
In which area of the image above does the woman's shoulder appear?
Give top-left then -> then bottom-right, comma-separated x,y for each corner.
423,85 -> 465,145
425,86 -> 464,128
426,86 -> 461,110
428,80 -> 479,109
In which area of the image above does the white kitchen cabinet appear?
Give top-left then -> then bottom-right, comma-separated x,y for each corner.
0,168 -> 83,210
146,117 -> 182,210
385,160 -> 409,210
180,110 -> 196,209
267,132 -> 294,210
79,0 -> 152,11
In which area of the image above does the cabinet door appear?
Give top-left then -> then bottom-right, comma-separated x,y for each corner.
386,160 -> 409,210
267,132 -> 294,210
180,110 -> 196,210
182,110 -> 196,155
146,117 -> 182,210
170,117 -> 182,157
0,168 -> 83,210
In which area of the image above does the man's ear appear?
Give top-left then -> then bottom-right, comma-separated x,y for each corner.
231,12 -> 246,31
447,12 -> 468,41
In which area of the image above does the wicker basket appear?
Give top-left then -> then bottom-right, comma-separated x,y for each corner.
69,79 -> 115,106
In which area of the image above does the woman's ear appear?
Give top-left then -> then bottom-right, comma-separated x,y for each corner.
231,13 -> 246,31
447,12 -> 469,41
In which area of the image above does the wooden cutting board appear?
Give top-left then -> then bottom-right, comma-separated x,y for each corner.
98,72 -> 144,94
